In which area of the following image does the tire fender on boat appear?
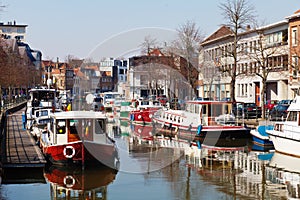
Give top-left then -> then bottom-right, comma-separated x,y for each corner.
63,175 -> 75,188
63,145 -> 75,159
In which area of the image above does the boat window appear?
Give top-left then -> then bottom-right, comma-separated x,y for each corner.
69,119 -> 78,134
202,105 -> 207,115
195,105 -> 200,114
287,111 -> 297,122
56,119 -> 66,134
178,117 -> 180,123
95,119 -> 105,134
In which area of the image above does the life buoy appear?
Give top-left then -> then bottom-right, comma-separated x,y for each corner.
138,115 -> 142,119
63,175 -> 75,188
149,114 -> 153,118
63,145 -> 75,159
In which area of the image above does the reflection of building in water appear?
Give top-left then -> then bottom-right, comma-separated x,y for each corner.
266,152 -> 300,199
44,165 -> 117,200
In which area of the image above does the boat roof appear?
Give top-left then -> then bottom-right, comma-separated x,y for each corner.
29,88 -> 57,92
49,111 -> 106,119
287,96 -> 300,111
185,100 -> 236,105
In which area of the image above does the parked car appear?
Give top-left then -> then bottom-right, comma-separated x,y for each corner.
278,99 -> 292,105
157,95 -> 168,106
232,102 -> 261,119
265,100 -> 278,111
268,104 -> 289,121
243,103 -> 262,119
169,98 -> 183,110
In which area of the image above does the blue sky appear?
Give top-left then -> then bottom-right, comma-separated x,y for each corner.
1,0 -> 299,61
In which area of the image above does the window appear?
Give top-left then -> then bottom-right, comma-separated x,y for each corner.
292,27 -> 298,46
56,119 -> 66,134
95,119 -> 105,134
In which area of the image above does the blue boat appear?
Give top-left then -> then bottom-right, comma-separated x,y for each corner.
250,125 -> 274,147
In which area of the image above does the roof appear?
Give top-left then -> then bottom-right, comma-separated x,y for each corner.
201,26 -> 233,45
50,111 -> 106,119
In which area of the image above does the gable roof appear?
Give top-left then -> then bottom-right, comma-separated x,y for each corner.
201,26 -> 233,45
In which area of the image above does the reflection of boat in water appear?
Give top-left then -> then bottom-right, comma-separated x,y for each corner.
266,152 -> 300,199
39,111 -> 119,167
44,164 -> 117,199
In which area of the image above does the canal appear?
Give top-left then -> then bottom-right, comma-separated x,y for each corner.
0,120 -> 297,199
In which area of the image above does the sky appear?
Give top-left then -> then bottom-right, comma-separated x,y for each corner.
0,0 -> 299,61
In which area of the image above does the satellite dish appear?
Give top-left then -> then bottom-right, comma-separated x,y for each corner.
86,94 -> 94,104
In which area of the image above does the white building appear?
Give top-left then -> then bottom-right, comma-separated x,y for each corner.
200,20 -> 291,105
0,21 -> 27,42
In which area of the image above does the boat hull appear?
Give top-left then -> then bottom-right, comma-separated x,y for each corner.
268,130 -> 300,157
130,107 -> 161,125
42,141 -> 118,166
250,125 -> 274,147
154,124 -> 251,147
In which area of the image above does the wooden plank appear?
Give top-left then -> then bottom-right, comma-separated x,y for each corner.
2,108 -> 46,168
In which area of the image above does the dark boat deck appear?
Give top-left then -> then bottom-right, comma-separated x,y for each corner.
2,108 -> 46,168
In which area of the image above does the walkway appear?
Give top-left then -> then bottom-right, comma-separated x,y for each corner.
2,108 -> 46,168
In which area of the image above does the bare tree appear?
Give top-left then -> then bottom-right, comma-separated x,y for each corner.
140,35 -> 158,55
170,20 -> 204,99
219,0 -> 256,101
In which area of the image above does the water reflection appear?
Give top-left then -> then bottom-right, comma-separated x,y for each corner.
266,152 -> 300,199
44,164 -> 118,200
3,120 -> 300,200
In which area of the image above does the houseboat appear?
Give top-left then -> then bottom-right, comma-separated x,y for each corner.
39,110 -> 119,166
152,100 -> 251,147
266,96 -> 300,157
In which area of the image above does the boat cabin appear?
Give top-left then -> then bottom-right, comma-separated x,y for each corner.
45,111 -> 108,146
185,101 -> 236,126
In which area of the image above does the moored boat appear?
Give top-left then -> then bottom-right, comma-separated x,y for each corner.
152,100 -> 251,147
130,98 -> 163,125
26,87 -> 58,130
39,110 -> 119,167
250,125 -> 274,147
266,96 -> 300,157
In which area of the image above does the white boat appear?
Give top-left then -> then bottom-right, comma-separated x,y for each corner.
31,107 -> 62,139
152,100 -> 250,147
39,110 -> 119,166
26,87 -> 58,130
266,96 -> 300,157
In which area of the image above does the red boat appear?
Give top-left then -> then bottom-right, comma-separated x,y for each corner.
130,99 -> 163,125
39,111 -> 119,167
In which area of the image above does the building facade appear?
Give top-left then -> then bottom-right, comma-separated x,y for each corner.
0,21 -> 27,42
200,20 -> 292,105
287,9 -> 300,96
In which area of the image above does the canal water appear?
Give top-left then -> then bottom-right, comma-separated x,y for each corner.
0,121 -> 298,200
